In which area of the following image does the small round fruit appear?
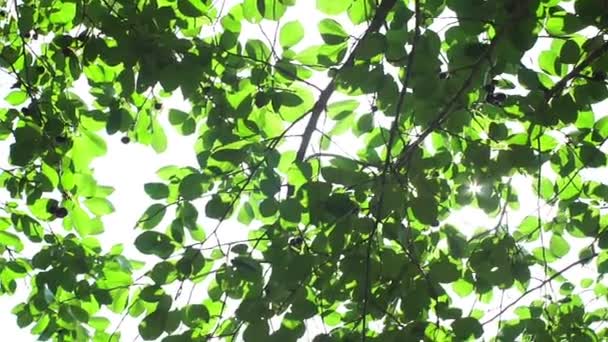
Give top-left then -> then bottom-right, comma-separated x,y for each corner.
55,207 -> 68,218
371,105 -> 378,112
486,92 -> 507,106
254,92 -> 269,108
492,93 -> 507,102
77,32 -> 88,42
121,136 -> 130,144
289,236 -> 304,247
46,202 -> 59,214
592,71 -> 607,81
154,102 -> 162,110
438,71 -> 449,79
20,107 -> 30,116
43,234 -> 56,243
55,136 -> 68,144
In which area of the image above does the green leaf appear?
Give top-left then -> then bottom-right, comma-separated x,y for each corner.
243,321 -> 269,340
84,198 -> 115,216
549,234 -> 570,258
0,231 -> 24,252
560,40 -> 580,64
167,109 -> 195,135
581,278 -> 593,288
49,2 -> 76,24
597,252 -> 608,274
290,293 -> 317,319
516,216 -> 539,240
178,0 -> 206,17
232,256 -> 262,281
81,130 -> 107,157
445,225 -> 468,259
89,316 -> 111,331
5,90 -> 27,105
211,148 -> 247,165
144,183 -> 170,200
151,121 -> 167,153
545,12 -> 584,36
138,204 -> 167,230
67,305 -> 90,322
156,165 -> 180,180
242,0 -> 263,23
135,231 -> 175,259
594,116 -> 608,140
182,304 -> 210,327
280,21 -> 304,49
318,19 -> 348,45
317,0 -> 352,15
279,199 -> 302,223
245,39 -> 271,61
452,279 -> 474,298
321,166 -> 368,187
179,173 -> 203,200
429,258 -> 460,283
206,195 -> 231,219
178,202 -> 198,230
12,214 -> 43,242
72,207 -> 92,236
355,33 -> 386,60
539,50 -> 562,76
452,317 -> 483,339
259,198 -> 278,217
327,100 -> 359,119
348,0 -> 374,24
262,0 -> 287,20
580,144 -> 606,167
139,309 -> 168,340
409,196 -> 438,225
237,202 -> 255,225
168,109 -> 188,125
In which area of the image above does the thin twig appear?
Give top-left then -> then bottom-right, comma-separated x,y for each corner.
361,0 -> 421,340
288,0 -> 398,197
304,152 -> 381,168
481,250 -> 598,326
394,37 -> 499,169
544,41 -> 608,102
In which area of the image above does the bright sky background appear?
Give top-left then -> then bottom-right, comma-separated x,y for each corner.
0,0 -> 607,340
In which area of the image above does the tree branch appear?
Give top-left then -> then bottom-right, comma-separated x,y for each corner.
481,251 -> 598,326
394,37 -> 500,169
288,0 -> 398,197
361,0 -> 421,339
545,41 -> 608,102
304,152 -> 381,168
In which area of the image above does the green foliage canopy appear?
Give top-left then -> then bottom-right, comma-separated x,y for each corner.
1,0 -> 608,340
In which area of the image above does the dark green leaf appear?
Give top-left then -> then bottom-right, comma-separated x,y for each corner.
135,231 -> 175,259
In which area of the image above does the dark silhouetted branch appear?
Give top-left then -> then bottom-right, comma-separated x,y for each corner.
288,0 -> 399,197
545,41 -> 608,102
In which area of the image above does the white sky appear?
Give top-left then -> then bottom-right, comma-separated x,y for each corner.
0,0 -> 607,341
